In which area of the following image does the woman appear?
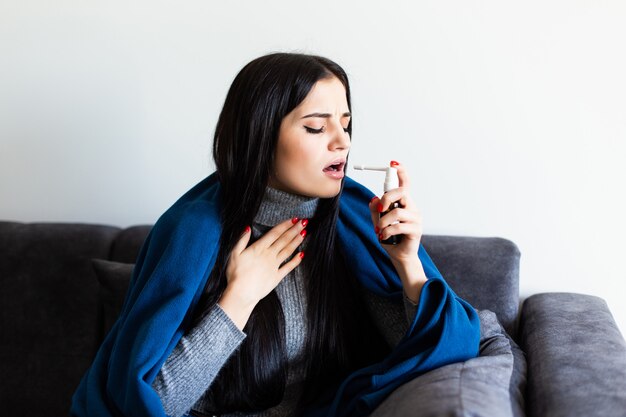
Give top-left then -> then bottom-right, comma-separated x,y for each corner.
71,52 -> 481,417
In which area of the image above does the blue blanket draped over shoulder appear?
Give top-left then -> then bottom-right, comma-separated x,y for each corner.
71,172 -> 481,417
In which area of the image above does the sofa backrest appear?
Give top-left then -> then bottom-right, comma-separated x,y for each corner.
0,221 -> 520,416
0,221 -> 120,416
104,226 -> 522,336
421,234 -> 521,337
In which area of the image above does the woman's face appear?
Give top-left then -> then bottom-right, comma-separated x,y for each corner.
269,76 -> 352,198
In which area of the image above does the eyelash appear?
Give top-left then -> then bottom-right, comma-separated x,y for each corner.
304,126 -> 350,134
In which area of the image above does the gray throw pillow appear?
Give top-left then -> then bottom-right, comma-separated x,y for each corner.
371,310 -> 526,417
91,259 -> 133,343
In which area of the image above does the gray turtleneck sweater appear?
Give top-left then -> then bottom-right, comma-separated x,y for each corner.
152,186 -> 419,417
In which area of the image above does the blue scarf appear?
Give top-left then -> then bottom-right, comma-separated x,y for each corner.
71,172 -> 480,417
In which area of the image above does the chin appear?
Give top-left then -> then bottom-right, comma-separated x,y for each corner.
289,175 -> 344,198
317,182 -> 344,199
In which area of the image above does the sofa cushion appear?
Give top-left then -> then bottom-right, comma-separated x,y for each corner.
109,225 -> 152,264
371,310 -> 527,417
91,259 -> 133,343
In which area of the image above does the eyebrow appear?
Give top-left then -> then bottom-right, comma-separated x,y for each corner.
301,112 -> 351,119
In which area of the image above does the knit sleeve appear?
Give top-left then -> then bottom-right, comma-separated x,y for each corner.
360,287 -> 419,349
151,303 -> 246,417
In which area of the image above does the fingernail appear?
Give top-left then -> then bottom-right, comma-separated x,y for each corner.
299,251 -> 305,259
300,229 -> 307,237
301,218 -> 309,227
370,196 -> 378,204
390,160 -> 400,166
245,225 -> 251,233
378,233 -> 383,240
375,226 -> 380,234
291,217 -> 299,224
377,203 -> 383,213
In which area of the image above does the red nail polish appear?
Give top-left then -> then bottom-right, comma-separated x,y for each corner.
375,226 -> 380,234
299,251 -> 305,259
291,217 -> 299,224
245,225 -> 251,233
378,233 -> 383,240
370,196 -> 378,204
301,218 -> 308,227
390,160 -> 400,166
377,203 -> 383,213
300,229 -> 307,237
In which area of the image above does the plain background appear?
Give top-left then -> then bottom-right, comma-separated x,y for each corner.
1,1 -> 625,334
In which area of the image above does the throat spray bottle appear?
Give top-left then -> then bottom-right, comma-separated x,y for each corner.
353,165 -> 403,245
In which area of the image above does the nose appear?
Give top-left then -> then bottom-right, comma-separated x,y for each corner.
329,120 -> 351,151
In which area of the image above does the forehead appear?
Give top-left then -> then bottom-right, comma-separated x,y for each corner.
295,76 -> 349,114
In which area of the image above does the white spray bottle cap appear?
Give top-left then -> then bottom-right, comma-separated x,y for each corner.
353,165 -> 399,193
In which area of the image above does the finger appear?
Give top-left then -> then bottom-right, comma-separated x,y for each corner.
390,160 -> 411,189
255,217 -> 302,249
269,217 -> 308,254
378,207 -> 419,230
378,187 -> 412,212
276,225 -> 307,261
277,251 -> 305,279
233,225 -> 252,255
379,221 -> 422,241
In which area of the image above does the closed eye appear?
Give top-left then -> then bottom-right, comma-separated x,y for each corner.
304,126 -> 350,134
304,126 -> 324,134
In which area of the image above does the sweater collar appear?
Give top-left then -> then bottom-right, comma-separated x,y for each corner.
253,186 -> 319,227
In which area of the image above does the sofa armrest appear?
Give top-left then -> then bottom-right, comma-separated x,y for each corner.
520,293 -> 626,417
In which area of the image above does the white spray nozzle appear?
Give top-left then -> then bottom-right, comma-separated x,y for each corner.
353,165 -> 388,171
353,164 -> 399,193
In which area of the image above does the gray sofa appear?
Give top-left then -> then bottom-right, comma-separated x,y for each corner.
1,220 -> 625,416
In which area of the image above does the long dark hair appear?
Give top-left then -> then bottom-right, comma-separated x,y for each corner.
193,52 -> 386,414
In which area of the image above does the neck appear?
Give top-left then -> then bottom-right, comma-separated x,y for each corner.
253,186 -> 319,227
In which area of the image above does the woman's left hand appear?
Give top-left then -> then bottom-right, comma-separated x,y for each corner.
368,161 -> 423,265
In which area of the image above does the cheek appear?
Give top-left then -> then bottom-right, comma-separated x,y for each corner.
280,142 -> 316,170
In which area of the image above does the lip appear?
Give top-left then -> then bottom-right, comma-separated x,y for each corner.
323,157 -> 346,170
322,157 -> 346,180
324,168 -> 345,179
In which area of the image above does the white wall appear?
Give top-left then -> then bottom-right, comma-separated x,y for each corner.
2,1 -> 625,334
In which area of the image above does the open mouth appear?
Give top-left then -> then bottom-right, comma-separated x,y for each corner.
323,162 -> 345,172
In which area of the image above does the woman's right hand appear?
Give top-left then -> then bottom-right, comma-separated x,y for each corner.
218,217 -> 308,329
